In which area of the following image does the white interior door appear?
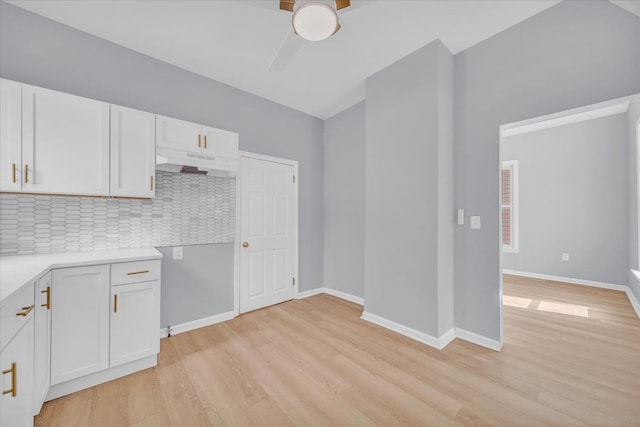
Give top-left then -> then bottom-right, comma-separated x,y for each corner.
239,156 -> 296,313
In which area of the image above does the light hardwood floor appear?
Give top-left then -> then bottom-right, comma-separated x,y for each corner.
36,275 -> 640,426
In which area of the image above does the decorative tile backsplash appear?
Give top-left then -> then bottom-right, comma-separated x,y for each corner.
0,171 -> 235,256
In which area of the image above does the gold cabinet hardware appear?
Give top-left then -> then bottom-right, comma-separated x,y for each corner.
242,242 -> 249,248
41,286 -> 51,310
24,164 -> 28,184
16,305 -> 34,317
127,270 -> 149,275
114,294 -> 118,313
2,363 -> 17,397
204,135 -> 207,149
12,163 -> 16,183
150,176 -> 154,191
198,134 -> 201,148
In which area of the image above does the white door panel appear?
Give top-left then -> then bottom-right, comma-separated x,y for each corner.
240,157 -> 295,313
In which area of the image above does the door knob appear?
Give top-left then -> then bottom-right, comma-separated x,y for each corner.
242,242 -> 249,248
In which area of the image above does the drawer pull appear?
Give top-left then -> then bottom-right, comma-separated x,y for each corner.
127,270 -> 150,276
41,286 -> 51,309
16,305 -> 34,317
2,362 -> 17,397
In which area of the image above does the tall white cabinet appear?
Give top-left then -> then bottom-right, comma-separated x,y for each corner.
22,84 -> 110,196
0,78 -> 22,192
33,273 -> 51,415
110,105 -> 156,198
50,266 -> 110,385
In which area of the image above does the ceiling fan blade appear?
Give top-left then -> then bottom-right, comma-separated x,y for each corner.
269,30 -> 303,71
280,0 -> 295,12
335,0 -> 351,10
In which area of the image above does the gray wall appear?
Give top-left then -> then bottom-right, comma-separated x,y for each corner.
454,0 -> 640,341
364,40 -> 453,337
629,102 -> 640,301
156,244 -> 234,328
502,114 -> 629,285
323,101 -> 365,298
0,2 -> 324,303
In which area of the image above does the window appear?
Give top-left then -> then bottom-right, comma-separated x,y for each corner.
502,160 -> 519,252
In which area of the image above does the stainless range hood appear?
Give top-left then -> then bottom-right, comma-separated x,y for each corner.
156,146 -> 238,177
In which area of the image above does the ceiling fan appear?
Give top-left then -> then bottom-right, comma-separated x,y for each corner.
269,0 -> 353,71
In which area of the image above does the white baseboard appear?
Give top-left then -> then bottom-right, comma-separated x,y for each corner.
360,311 -> 455,350
455,328 -> 502,351
296,287 -> 324,299
322,287 -> 364,305
46,355 -> 157,401
503,270 -> 627,291
160,310 -> 235,338
295,286 -> 364,305
626,287 -> 640,318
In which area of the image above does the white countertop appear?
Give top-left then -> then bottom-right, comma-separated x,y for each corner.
0,247 -> 163,303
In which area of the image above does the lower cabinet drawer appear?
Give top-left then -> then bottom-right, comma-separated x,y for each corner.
0,283 -> 35,352
111,260 -> 161,286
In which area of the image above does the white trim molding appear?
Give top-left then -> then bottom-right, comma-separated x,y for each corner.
503,270 -> 627,291
160,311 -> 235,338
628,288 -> 640,318
295,288 -> 325,299
361,311 -> 456,350
322,287 -> 364,305
455,328 -> 503,351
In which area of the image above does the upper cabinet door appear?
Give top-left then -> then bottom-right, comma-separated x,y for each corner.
0,79 -> 22,192
201,125 -> 239,158
156,115 -> 202,153
22,85 -> 110,196
110,105 -> 156,198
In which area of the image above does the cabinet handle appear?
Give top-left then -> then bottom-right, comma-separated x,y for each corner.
12,163 -> 16,183
150,176 -> 154,191
2,363 -> 17,397
24,164 -> 28,184
198,134 -> 201,148
204,135 -> 207,149
41,286 -> 51,310
16,305 -> 34,317
114,294 -> 118,313
127,270 -> 149,276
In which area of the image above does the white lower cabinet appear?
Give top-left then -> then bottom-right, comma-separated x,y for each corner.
1,316 -> 34,427
33,273 -> 51,415
51,265 -> 110,385
110,280 -> 160,367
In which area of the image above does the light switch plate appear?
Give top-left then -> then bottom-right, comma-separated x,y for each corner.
562,253 -> 570,261
173,246 -> 184,260
470,216 -> 481,230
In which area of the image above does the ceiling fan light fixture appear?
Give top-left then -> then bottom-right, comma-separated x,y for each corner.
292,2 -> 340,42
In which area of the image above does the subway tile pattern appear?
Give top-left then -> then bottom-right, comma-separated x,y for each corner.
0,171 -> 235,256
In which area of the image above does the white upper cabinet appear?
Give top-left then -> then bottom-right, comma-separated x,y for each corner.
201,125 -> 239,158
156,115 -> 202,153
0,79 -> 22,192
22,85 -> 110,196
110,105 -> 156,198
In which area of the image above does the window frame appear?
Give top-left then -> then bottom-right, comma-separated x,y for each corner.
501,160 -> 519,253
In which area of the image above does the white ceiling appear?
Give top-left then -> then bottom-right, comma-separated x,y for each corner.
7,0 -> 636,119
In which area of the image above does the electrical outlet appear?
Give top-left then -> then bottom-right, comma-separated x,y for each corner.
173,246 -> 184,260
562,253 -> 570,261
